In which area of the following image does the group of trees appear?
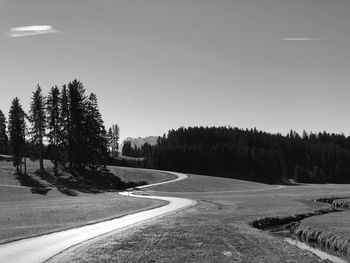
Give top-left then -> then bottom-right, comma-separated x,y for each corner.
122,141 -> 151,158
142,126 -> 350,184
107,124 -> 120,159
0,79 -> 120,175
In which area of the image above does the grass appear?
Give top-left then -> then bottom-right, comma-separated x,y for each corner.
251,207 -> 338,229
0,160 -> 172,244
47,175 -> 350,263
107,166 -> 176,186
146,173 -> 274,192
289,210 -> 350,255
333,198 -> 350,210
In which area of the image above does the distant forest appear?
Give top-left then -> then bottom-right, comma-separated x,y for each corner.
140,127 -> 350,184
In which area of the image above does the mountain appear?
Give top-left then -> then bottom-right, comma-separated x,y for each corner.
121,136 -> 159,149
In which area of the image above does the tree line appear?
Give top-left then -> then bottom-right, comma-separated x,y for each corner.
122,141 -> 152,158
0,79 -> 120,176
141,126 -> 350,183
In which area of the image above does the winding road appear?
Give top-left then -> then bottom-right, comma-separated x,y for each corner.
0,169 -> 286,263
0,171 -> 195,263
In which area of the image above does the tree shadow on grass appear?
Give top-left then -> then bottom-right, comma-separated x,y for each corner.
15,172 -> 51,195
34,170 -> 79,196
30,167 -> 149,196
76,188 -> 103,194
0,155 -> 13,162
57,187 -> 79,196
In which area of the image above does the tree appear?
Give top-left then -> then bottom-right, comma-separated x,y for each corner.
0,109 -> 8,154
59,84 -> 70,166
107,124 -> 120,158
46,86 -> 60,175
68,79 -> 87,168
85,93 -> 108,168
8,98 -> 26,173
28,85 -> 46,172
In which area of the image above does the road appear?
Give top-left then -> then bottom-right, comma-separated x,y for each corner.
0,171 -> 195,263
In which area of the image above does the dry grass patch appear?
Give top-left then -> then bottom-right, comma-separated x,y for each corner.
290,212 -> 350,255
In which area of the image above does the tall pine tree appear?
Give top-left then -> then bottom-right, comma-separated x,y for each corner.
8,98 -> 26,173
107,124 -> 119,158
85,93 -> 108,168
47,86 -> 61,175
0,109 -> 8,154
29,85 -> 46,172
59,84 -> 70,166
68,80 -> 87,168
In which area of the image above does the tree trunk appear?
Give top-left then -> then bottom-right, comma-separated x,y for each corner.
54,159 -> 58,176
24,156 -> 27,175
39,140 -> 44,171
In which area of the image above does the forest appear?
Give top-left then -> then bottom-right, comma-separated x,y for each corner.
142,127 -> 350,184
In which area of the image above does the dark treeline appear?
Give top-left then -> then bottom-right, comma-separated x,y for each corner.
122,141 -> 152,158
143,127 -> 350,184
0,79 -> 120,177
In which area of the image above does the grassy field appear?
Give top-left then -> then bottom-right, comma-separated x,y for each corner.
48,174 -> 350,263
107,166 -> 176,185
145,173 -> 275,192
0,160 -> 171,244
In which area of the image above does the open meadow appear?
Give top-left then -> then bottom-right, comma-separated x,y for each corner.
0,159 -> 170,244
48,173 -> 350,263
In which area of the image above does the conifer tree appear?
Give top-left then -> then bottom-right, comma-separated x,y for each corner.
47,86 -> 60,175
8,98 -> 26,172
107,124 -> 119,158
0,109 -> 8,154
28,85 -> 46,172
68,79 -> 87,168
85,93 -> 108,168
59,85 -> 70,166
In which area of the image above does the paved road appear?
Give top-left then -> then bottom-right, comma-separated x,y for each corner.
0,171 -> 195,263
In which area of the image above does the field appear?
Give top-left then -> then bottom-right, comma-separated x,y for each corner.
0,160 -> 170,244
3,159 -> 350,262
48,174 -> 350,263
107,166 -> 176,185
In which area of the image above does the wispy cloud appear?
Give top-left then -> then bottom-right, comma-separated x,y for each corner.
7,25 -> 60,38
281,37 -> 324,41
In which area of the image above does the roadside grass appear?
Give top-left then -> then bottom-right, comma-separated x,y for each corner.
0,161 -> 173,244
48,175 -> 350,263
0,186 -> 166,244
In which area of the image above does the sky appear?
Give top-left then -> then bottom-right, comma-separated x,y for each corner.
1,0 -> 350,141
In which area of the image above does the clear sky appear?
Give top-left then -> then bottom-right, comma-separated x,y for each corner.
1,0 -> 350,141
